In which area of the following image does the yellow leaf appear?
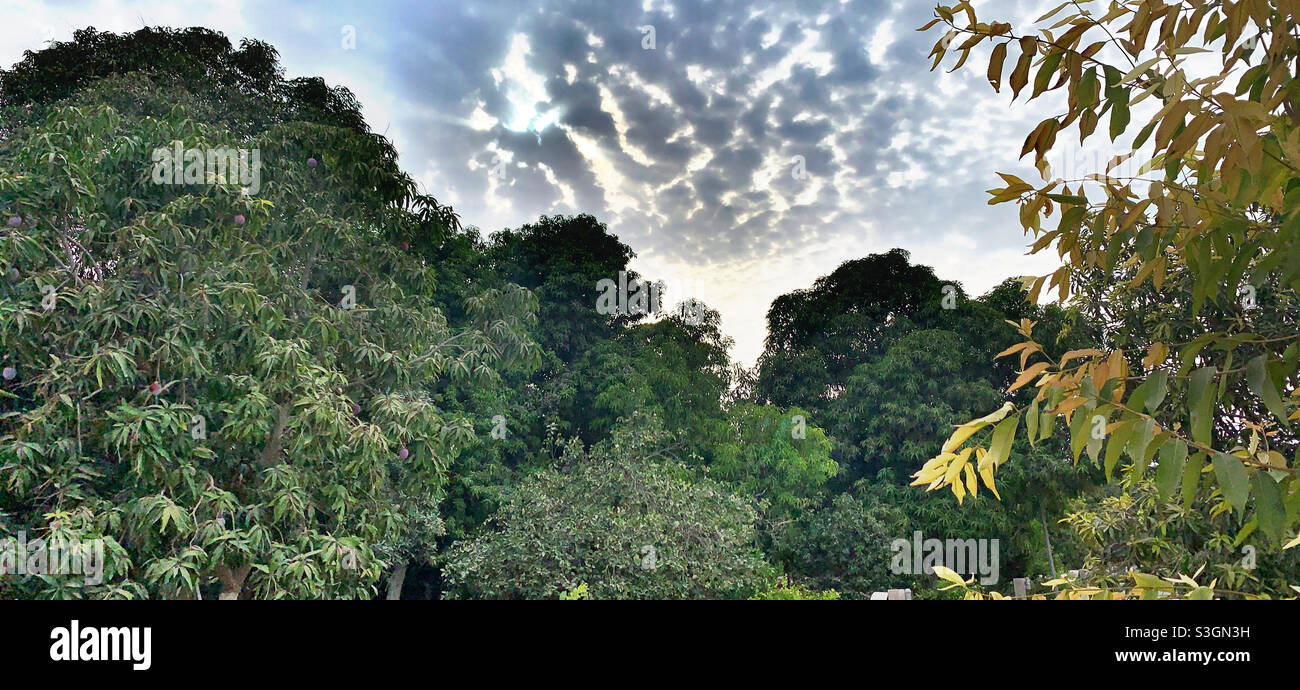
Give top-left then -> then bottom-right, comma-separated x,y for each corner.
979,463 -> 1002,500
1050,396 -> 1088,415
974,402 -> 1017,425
1008,362 -> 1051,392
932,565 -> 968,587
963,461 -> 978,497
918,452 -> 956,473
1131,572 -> 1168,590
944,452 -> 968,485
1119,56 -> 1161,85
1060,348 -> 1104,365
941,403 -> 1016,453
909,465 -> 948,486
995,341 -> 1033,359
941,424 -> 986,455
1284,533 -> 1300,550
1142,342 -> 1168,369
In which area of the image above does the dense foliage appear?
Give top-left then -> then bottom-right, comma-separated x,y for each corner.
443,416 -> 774,600
2,15 -> 1293,599
0,30 -> 533,599
920,0 -> 1300,598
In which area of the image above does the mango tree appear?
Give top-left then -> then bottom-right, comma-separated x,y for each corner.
0,54 -> 535,598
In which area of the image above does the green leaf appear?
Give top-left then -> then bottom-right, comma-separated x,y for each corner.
1182,452 -> 1206,509
1038,408 -> 1055,442
1252,472 -> 1286,543
985,413 -> 1020,467
1126,417 -> 1156,477
1069,404 -> 1091,461
1026,399 -> 1040,446
1213,452 -> 1250,513
1245,355 -> 1291,430
1085,405 -> 1110,465
1108,88 -> 1130,141
1155,439 -> 1187,502
1148,369 -> 1170,412
1233,520 -> 1258,547
1032,50 -> 1062,98
1104,419 -> 1135,481
1128,369 -> 1168,414
1187,367 -> 1216,446
1103,64 -> 1122,94
1058,205 -> 1087,232
1131,119 -> 1158,150
1178,333 -> 1215,375
1132,572 -> 1168,591
1077,67 -> 1099,109
1079,108 -> 1099,142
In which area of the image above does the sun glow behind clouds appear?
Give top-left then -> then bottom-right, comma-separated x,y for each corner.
498,32 -> 561,133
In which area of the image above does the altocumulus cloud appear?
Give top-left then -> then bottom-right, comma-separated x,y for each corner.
5,0 -> 1098,364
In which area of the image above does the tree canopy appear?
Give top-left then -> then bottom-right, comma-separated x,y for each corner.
2,14 -> 1294,600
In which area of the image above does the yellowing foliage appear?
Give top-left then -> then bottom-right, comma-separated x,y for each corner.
917,0 -> 1300,579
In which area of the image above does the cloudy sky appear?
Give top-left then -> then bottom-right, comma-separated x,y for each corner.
4,0 -> 1120,365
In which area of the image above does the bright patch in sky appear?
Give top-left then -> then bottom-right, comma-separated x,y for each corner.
868,18 -> 896,64
568,129 -> 638,215
499,33 -> 557,133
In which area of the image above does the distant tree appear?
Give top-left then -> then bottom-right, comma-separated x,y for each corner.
829,330 -> 1004,482
442,415 -> 774,600
713,403 -> 837,524
755,248 -> 952,412
488,214 -> 639,361
749,579 -> 840,600
1063,479 -> 1297,596
773,492 -> 905,598
754,257 -> 1096,594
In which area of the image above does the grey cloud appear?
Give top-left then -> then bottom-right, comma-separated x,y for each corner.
237,0 -> 1050,293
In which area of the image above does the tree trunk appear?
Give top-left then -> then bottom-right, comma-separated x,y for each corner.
217,564 -> 251,600
1041,506 -> 1057,579
386,563 -> 407,600
258,405 -> 290,467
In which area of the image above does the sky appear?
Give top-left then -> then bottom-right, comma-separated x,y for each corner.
2,0 -> 1128,366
